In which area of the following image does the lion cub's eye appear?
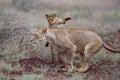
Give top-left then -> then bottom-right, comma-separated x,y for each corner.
34,34 -> 39,39
34,34 -> 37,36
50,18 -> 53,21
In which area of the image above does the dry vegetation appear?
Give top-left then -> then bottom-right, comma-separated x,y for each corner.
0,0 -> 120,80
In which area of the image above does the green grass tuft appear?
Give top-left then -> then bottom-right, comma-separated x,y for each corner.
0,75 -> 5,80
16,74 -> 44,80
98,29 -> 109,36
102,11 -> 120,23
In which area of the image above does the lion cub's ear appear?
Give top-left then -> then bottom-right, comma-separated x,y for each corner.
45,14 -> 48,17
41,27 -> 47,33
45,13 -> 56,17
52,13 -> 56,17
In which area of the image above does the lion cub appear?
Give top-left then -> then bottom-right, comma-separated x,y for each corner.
45,13 -> 71,63
31,27 -> 120,73
45,13 -> 71,28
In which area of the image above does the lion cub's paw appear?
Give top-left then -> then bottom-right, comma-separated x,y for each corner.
64,17 -> 71,21
75,65 -> 91,73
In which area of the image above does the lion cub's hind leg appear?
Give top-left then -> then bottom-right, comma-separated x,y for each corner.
77,42 -> 102,73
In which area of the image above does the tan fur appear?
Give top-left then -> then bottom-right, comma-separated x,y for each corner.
31,27 -> 120,73
45,13 -> 71,63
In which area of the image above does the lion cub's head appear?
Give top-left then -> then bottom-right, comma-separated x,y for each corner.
45,13 -> 71,27
30,27 -> 47,44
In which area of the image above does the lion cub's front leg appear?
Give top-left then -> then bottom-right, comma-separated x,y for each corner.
50,45 -> 54,63
60,53 -> 74,72
60,42 -> 77,72
58,52 -> 63,63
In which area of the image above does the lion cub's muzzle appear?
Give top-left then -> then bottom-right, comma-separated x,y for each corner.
30,39 -> 38,44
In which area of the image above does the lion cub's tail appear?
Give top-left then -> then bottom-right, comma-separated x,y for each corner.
103,41 -> 120,53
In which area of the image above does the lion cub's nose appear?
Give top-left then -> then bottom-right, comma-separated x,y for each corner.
30,39 -> 33,42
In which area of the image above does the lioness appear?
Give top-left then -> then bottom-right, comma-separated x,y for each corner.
30,27 -> 120,73
45,13 -> 71,62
